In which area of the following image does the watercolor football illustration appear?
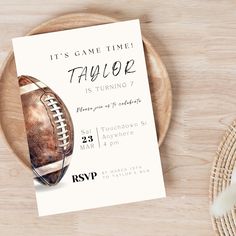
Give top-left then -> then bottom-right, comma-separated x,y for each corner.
19,75 -> 74,186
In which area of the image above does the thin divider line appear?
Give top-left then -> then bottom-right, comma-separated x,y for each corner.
96,127 -> 100,148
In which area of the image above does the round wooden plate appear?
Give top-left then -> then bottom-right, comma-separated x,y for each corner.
0,13 -> 172,170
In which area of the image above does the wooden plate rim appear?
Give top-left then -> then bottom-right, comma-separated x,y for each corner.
0,13 -> 172,169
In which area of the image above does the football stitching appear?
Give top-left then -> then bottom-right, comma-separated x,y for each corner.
44,95 -> 69,150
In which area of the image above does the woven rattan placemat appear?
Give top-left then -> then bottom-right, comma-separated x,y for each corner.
210,121 -> 236,236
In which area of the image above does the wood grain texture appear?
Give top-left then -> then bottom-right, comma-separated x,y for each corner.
1,1 -> 236,235
0,13 -> 172,169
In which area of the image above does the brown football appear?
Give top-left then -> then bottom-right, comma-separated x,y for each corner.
18,75 -> 74,186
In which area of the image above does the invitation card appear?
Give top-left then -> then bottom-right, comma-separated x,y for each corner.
12,19 -> 165,216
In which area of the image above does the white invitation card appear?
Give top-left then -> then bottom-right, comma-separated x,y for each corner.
12,19 -> 165,216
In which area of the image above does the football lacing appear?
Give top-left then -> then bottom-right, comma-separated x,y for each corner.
44,95 -> 69,150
